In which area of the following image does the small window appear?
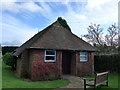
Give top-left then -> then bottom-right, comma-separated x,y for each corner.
80,52 -> 88,62
44,50 -> 56,62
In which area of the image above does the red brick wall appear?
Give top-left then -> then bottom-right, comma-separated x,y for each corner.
76,51 -> 94,76
29,49 -> 62,79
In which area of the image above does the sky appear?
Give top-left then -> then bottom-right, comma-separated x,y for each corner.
0,0 -> 119,46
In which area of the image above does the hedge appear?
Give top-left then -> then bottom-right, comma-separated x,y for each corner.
94,54 -> 120,73
2,46 -> 18,55
3,52 -> 15,69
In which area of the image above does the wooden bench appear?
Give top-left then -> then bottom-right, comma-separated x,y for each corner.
83,71 -> 109,90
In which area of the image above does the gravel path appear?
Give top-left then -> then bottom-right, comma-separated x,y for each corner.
54,75 -> 84,90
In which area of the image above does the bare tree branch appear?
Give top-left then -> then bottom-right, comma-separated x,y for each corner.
84,23 -> 104,46
105,24 -> 118,47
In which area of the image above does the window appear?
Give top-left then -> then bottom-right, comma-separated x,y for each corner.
80,52 -> 88,62
44,50 -> 56,62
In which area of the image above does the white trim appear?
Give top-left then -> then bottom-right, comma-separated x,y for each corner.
44,50 -> 56,62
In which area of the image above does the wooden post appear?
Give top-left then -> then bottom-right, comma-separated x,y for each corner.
84,79 -> 86,90
106,73 -> 109,86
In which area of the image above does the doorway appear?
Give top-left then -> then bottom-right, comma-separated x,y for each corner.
62,51 -> 72,74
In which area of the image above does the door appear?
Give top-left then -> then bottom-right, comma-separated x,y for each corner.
62,51 -> 71,74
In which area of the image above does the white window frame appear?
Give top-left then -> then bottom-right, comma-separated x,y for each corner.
80,52 -> 88,62
44,50 -> 56,62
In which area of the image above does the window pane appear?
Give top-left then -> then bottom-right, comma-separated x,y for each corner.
80,52 -> 88,62
80,52 -> 87,55
46,50 -> 55,55
80,56 -> 86,58
81,57 -> 87,61
46,56 -> 55,60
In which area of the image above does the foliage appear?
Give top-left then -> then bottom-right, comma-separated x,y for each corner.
95,45 -> 118,54
2,61 -> 69,88
57,17 -> 71,31
2,46 -> 18,55
94,54 -> 120,73
118,46 -> 120,52
32,62 -> 61,81
3,52 -> 15,69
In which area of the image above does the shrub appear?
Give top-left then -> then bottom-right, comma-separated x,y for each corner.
32,62 -> 61,81
3,52 -> 15,69
94,54 -> 120,73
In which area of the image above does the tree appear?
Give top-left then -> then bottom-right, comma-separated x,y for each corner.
84,23 -> 119,53
3,52 -> 15,69
105,24 -> 118,47
84,23 -> 104,46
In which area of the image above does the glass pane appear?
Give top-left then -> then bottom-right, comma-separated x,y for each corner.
81,57 -> 85,60
80,52 -> 87,56
80,56 -> 86,58
80,52 -> 85,55
46,56 -> 55,60
80,58 -> 87,61
46,50 -> 55,55
80,52 -> 88,62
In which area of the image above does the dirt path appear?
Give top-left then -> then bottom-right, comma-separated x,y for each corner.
54,75 -> 84,89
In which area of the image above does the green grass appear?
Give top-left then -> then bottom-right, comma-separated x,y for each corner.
81,73 -> 119,89
0,60 -> 2,89
2,61 -> 69,88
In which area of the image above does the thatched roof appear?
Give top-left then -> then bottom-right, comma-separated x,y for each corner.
14,17 -> 97,57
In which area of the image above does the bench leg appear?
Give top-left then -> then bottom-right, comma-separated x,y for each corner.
84,85 -> 86,90
94,86 -> 96,90
84,79 -> 86,90
106,81 -> 108,86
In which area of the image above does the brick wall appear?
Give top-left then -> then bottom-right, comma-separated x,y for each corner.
70,51 -> 77,75
29,49 -> 62,80
56,50 -> 62,76
21,50 -> 29,78
16,49 -> 62,80
16,57 -> 22,77
76,51 -> 94,76
16,49 -> 29,78
29,49 -> 44,79
16,49 -> 94,79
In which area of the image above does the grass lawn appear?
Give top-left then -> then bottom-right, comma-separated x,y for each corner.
0,60 -> 2,89
2,61 -> 69,88
81,73 -> 120,89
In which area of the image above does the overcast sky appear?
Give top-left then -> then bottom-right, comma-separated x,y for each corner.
0,0 -> 119,46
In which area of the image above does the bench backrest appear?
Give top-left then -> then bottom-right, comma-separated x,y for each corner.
95,72 -> 109,85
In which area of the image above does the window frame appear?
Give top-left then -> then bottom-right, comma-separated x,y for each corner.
44,50 -> 56,62
80,52 -> 88,62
